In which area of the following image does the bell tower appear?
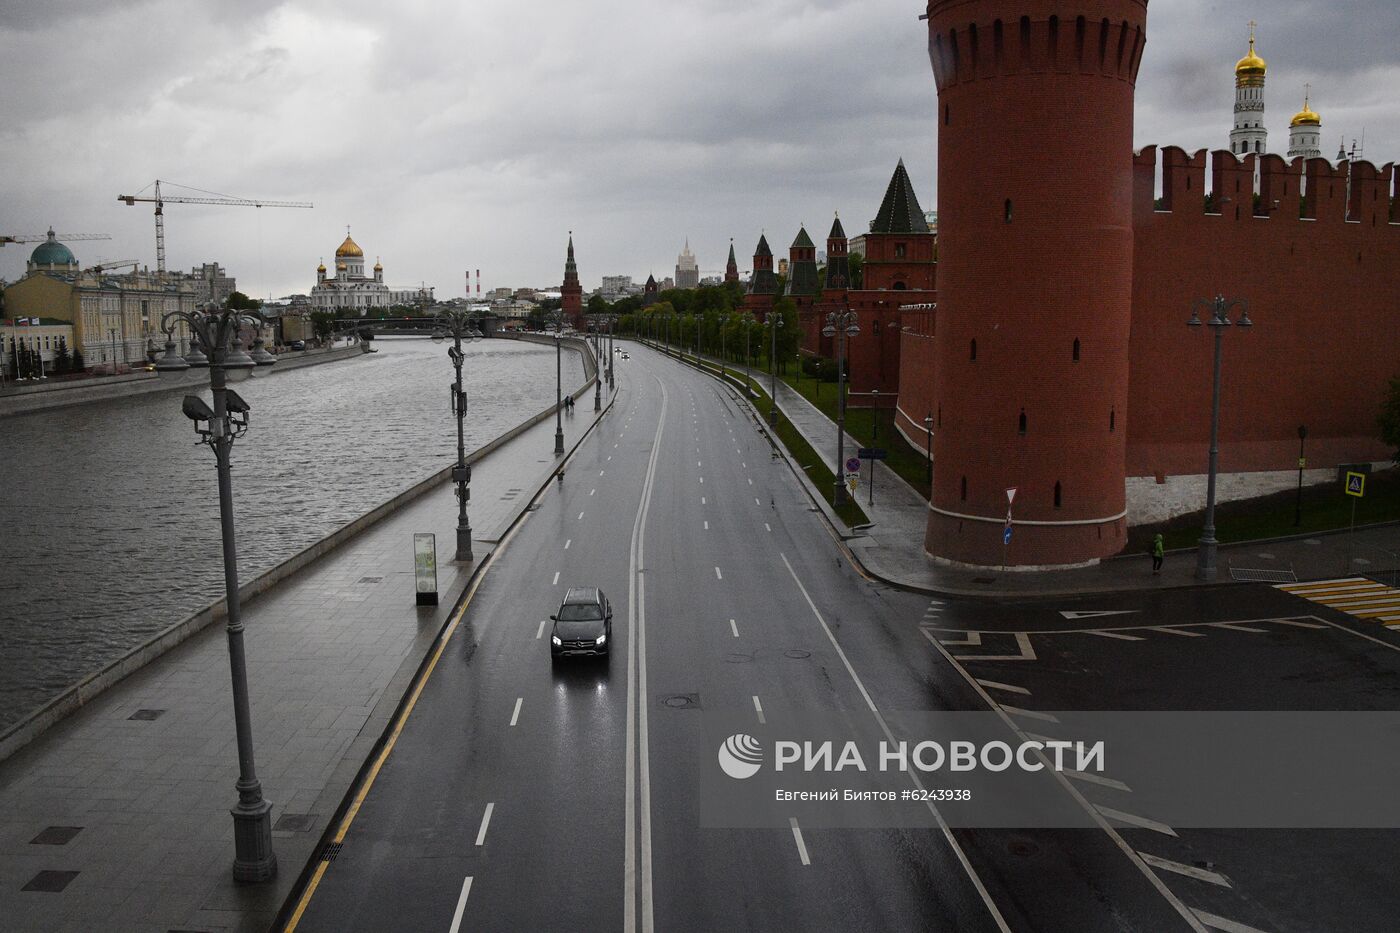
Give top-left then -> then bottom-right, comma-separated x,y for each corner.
561,233 -> 583,328
925,0 -> 1147,567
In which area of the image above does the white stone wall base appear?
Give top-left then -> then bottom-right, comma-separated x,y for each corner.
1126,462 -> 1392,526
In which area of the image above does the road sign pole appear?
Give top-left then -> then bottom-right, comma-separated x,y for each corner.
1349,496 -> 1357,574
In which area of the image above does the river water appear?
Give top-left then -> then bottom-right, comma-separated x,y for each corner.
0,337 -> 584,731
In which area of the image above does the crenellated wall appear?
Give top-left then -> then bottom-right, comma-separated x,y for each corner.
1127,145 -> 1400,480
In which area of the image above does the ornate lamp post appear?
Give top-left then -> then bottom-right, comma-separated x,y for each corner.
822,307 -> 860,506
553,309 -> 566,455
431,308 -> 480,561
1295,425 -> 1307,527
768,312 -> 784,426
154,303 -> 277,883
924,412 -> 934,487
1188,294 -> 1252,582
742,311 -> 754,394
592,319 -> 602,411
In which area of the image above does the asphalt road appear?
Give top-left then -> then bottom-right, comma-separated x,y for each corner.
285,342 -> 1399,932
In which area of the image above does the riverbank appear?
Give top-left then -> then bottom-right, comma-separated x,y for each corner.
0,344 -> 365,418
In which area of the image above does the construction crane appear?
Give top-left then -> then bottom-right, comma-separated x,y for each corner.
1,230 -> 111,248
84,260 -> 140,275
117,179 -> 313,274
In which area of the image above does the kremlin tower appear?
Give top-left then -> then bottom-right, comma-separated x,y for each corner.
561,233 -> 583,328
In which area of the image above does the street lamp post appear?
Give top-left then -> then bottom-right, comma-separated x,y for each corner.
923,412 -> 934,488
743,312 -> 753,395
1188,294 -> 1252,582
554,311 -> 565,455
768,312 -> 785,426
822,307 -> 861,507
592,321 -> 602,411
1295,425 -> 1308,527
431,309 -> 480,562
154,303 -> 277,883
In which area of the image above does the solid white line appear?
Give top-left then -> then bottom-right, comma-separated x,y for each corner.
1191,909 -> 1273,933
475,802 -> 494,846
509,698 -> 522,727
789,817 -> 810,865
715,566 -> 723,580
536,621 -> 546,639
779,553 -> 1010,930
1138,852 -> 1232,887
976,679 -> 1030,695
1087,630 -> 1146,641
1150,626 -> 1205,637
447,876 -> 473,933
730,619 -> 739,638
1095,805 -> 1178,837
552,571 -> 560,586
1003,705 -> 1060,723
753,695 -> 765,724
1208,622 -> 1267,634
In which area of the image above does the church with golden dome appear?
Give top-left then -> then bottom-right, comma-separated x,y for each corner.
1228,23 -> 1325,162
310,227 -> 433,313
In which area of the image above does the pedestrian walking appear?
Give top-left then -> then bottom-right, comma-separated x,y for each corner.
1151,533 -> 1164,575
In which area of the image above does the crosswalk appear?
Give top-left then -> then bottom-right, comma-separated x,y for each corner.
1276,576 -> 1400,627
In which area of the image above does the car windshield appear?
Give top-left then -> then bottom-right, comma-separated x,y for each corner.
558,603 -> 602,621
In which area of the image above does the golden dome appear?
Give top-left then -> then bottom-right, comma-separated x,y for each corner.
1235,35 -> 1266,77
335,233 -> 363,258
317,261 -> 326,272
373,257 -> 382,271
336,260 -> 347,271
1290,93 -> 1321,127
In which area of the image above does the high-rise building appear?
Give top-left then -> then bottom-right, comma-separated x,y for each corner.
674,239 -> 699,288
181,262 -> 236,306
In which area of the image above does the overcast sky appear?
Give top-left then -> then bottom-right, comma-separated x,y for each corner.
2,1 -> 1395,299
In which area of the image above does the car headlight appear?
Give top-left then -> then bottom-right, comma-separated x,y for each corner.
551,635 -> 562,646
595,633 -> 607,646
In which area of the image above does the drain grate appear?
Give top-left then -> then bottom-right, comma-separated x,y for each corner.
128,709 -> 165,721
22,870 -> 79,892
320,841 -> 344,862
1229,566 -> 1297,583
31,826 -> 83,846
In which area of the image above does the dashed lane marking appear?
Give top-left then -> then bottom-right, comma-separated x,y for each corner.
552,571 -> 560,586
764,523 -> 772,532
475,802 -> 494,846
730,619 -> 739,638
564,539 -> 572,549
536,621 -> 547,639
753,695 -> 766,724
1138,852 -> 1232,888
789,817 -> 811,866
509,698 -> 522,727
715,566 -> 723,580
448,876 -> 474,933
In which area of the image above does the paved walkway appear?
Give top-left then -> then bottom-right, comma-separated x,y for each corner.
0,387 -> 612,932
651,341 -> 1400,598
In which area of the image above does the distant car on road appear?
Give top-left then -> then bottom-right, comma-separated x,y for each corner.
621,352 -> 630,360
288,340 -> 306,351
550,587 -> 612,660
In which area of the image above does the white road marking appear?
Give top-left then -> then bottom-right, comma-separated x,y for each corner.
764,523 -> 772,532
565,539 -> 572,549
578,512 -> 585,520
701,497 -> 706,505
1065,769 -> 1132,792
698,460 -> 702,466
939,632 -> 983,647
748,478 -> 753,485
591,488 -> 597,496
730,619 -> 739,638
700,477 -> 704,484
600,469 -> 606,476
780,553 -> 1009,929
704,521 -> 709,530
752,695 -> 765,724
1095,805 -> 1178,837
742,462 -> 747,468
1191,908 -> 1272,933
1138,852 -> 1232,888
474,802 -> 495,846
1002,705 -> 1060,723
754,497 -> 760,505
447,876 -> 474,933
552,571 -> 560,586
976,679 -> 1030,695
1150,626 -> 1204,637
715,566 -> 723,580
1060,610 -> 1140,619
1208,622 -> 1267,634
536,621 -> 546,639
1086,630 -> 1146,641
509,698 -> 522,727
608,456 -> 612,461
789,817 -> 811,865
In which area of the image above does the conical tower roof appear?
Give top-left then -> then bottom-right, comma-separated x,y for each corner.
791,226 -> 815,249
872,159 -> 930,234
828,215 -> 847,240
755,234 -> 772,258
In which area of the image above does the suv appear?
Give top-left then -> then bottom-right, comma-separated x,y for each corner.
550,587 -> 612,659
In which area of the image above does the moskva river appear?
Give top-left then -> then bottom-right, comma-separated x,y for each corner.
0,336 -> 585,731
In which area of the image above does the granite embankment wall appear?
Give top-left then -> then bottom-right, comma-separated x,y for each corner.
0,336 -> 596,763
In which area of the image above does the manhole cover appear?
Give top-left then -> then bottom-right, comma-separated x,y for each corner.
659,693 -> 700,709
31,826 -> 82,846
724,653 -> 754,663
784,650 -> 812,659
128,709 -> 165,721
274,813 -> 318,833
22,870 -> 79,892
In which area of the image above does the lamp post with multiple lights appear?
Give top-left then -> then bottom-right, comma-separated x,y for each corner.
767,312 -> 784,426
822,307 -> 861,506
553,309 -> 566,455
431,308 -> 481,562
154,303 -> 277,883
1187,294 -> 1252,582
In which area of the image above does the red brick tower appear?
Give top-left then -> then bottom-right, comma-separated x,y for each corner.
725,240 -> 740,285
744,234 -> 779,319
925,1 -> 1148,567
561,232 -> 584,328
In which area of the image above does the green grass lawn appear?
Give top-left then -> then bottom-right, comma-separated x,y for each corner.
781,375 -> 932,500
1129,468 -> 1400,551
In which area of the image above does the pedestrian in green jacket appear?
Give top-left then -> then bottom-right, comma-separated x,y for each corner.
1151,533 -> 1165,575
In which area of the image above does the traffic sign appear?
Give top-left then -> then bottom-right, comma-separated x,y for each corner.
1003,524 -> 1013,545
1298,457 -> 1307,469
857,448 -> 888,460
1006,487 -> 1018,505
846,475 -> 859,493
1345,471 -> 1366,498
845,457 -> 861,473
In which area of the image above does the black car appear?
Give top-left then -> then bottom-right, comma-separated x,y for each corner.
550,587 -> 612,659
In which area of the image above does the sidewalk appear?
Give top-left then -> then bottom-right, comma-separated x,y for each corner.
649,341 -> 1400,598
0,386 -> 613,932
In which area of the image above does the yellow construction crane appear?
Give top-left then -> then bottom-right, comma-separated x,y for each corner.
117,179 -> 313,274
0,229 -> 111,248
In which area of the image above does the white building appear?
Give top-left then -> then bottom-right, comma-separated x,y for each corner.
310,229 -> 433,313
1229,26 -> 1268,157
1287,90 -> 1323,160
674,240 -> 699,289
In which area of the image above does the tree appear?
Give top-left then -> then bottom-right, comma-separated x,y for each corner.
309,310 -> 337,339
587,294 -> 609,315
224,291 -> 261,311
848,252 -> 864,290
72,349 -> 84,372
52,336 -> 71,374
1380,375 -> 1400,464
